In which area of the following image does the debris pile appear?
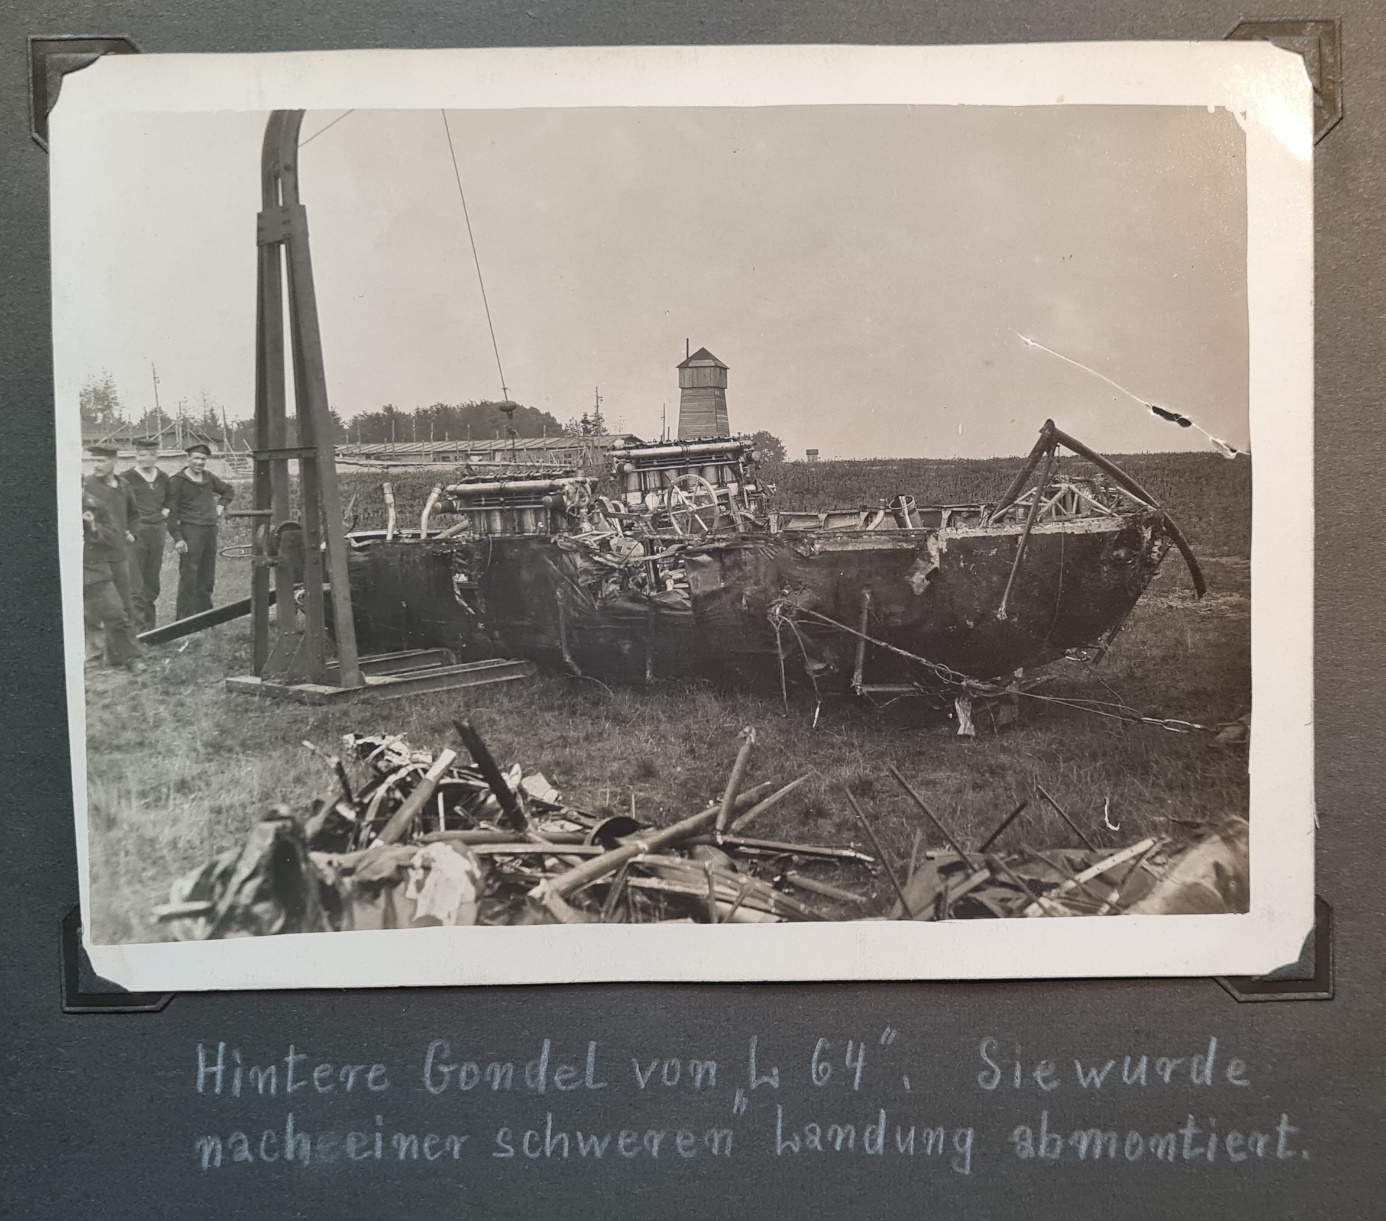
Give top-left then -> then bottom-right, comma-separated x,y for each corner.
870,774 -> 1248,920
154,723 -> 873,937
153,724 -> 1249,939
888,822 -> 1249,920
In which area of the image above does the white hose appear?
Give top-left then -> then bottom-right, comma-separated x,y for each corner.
420,485 -> 442,540
383,482 -> 397,543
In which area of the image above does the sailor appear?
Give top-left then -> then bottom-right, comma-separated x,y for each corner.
82,491 -> 138,669
81,443 -> 138,626
121,437 -> 171,631
166,442 -> 234,619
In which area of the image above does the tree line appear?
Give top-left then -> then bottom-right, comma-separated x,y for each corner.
80,373 -> 232,447
341,400 -> 567,446
79,373 -> 786,461
80,373 -> 569,449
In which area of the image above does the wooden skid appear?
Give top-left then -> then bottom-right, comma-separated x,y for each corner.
325,648 -> 457,678
225,657 -> 533,704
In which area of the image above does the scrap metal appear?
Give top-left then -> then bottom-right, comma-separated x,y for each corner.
153,726 -> 1248,937
154,724 -> 874,935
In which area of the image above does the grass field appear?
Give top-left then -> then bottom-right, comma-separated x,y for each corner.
84,452 -> 1251,943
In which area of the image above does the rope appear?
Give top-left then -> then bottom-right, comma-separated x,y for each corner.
778,611 -> 823,727
441,110 -> 510,404
771,600 -> 974,690
1001,689 -> 1208,733
769,600 -> 1211,734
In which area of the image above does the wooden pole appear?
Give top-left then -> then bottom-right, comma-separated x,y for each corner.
1035,784 -> 1097,851
996,443 -> 1055,620
376,750 -> 458,845
781,872 -> 870,907
988,420 -> 1055,522
544,803 -> 725,901
276,109 -> 362,687
851,590 -> 872,690
539,783 -> 782,923
714,727 -> 756,838
887,765 -> 978,871
843,788 -> 915,919
453,719 -> 528,832
727,772 -> 812,834
252,112 -> 290,676
978,799 -> 1030,853
138,592 -> 265,644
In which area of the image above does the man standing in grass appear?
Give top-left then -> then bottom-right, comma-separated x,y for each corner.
81,443 -> 138,626
121,437 -> 170,631
166,442 -> 234,620
82,491 -> 137,669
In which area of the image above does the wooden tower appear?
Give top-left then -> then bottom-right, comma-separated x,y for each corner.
676,347 -> 729,439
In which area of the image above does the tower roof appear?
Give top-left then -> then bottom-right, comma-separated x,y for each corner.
677,347 -> 728,370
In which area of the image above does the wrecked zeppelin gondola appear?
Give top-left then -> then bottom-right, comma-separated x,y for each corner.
340,420 -> 1205,700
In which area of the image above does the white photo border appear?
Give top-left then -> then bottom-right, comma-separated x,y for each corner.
52,41 -> 1314,990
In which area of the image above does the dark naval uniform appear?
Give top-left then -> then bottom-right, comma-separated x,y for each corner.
83,495 -> 137,666
166,468 -> 235,619
81,472 -> 138,626
121,464 -> 170,631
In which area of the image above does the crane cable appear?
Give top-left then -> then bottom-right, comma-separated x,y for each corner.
441,109 -> 511,405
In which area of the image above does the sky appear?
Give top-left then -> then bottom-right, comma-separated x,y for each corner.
52,103 -> 1248,459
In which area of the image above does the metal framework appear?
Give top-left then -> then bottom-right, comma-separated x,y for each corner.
989,420 -> 1206,599
226,109 -> 532,702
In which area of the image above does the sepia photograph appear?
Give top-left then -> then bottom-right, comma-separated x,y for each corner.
52,44 -> 1314,989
